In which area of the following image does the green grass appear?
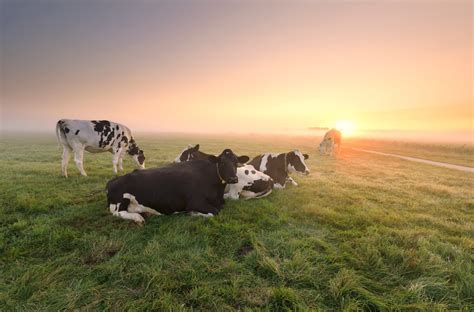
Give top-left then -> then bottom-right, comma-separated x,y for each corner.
0,133 -> 473,310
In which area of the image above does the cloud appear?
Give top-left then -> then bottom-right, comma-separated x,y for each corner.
308,126 -> 329,131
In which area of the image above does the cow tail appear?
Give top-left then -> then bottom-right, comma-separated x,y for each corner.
56,120 -> 68,149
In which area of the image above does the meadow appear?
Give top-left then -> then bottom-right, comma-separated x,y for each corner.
344,138 -> 474,168
0,133 -> 473,311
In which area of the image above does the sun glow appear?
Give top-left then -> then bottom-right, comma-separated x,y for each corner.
335,120 -> 356,137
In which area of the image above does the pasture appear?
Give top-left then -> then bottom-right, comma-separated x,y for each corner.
0,133 -> 473,310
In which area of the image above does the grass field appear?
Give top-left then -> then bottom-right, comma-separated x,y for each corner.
344,138 -> 474,168
0,133 -> 473,311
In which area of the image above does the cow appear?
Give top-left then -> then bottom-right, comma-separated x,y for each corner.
106,149 -> 249,224
174,144 -> 274,200
56,119 -> 145,177
225,164 -> 274,200
319,128 -> 341,155
249,151 -> 310,189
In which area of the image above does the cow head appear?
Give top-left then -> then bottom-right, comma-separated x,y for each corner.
208,149 -> 249,184
174,144 -> 203,163
127,138 -> 146,169
286,150 -> 310,175
319,138 -> 333,155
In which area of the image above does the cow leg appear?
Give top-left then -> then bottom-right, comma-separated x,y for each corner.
254,188 -> 272,199
112,148 -> 125,173
109,199 -> 145,225
61,146 -> 71,177
112,151 -> 120,174
123,193 -> 160,215
190,212 -> 214,218
73,147 -> 87,176
287,177 -> 298,186
186,200 -> 218,216
273,175 -> 287,189
118,211 -> 145,225
118,155 -> 124,171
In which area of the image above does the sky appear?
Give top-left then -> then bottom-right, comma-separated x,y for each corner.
0,0 -> 472,141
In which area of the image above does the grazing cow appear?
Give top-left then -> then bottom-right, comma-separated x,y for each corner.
249,151 -> 310,189
106,149 -> 249,224
56,119 -> 145,177
319,128 -> 341,155
174,144 -> 274,199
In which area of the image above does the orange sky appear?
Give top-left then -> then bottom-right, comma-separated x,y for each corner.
1,1 -> 472,140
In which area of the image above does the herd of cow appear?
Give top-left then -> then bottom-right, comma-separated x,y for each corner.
56,119 -> 341,225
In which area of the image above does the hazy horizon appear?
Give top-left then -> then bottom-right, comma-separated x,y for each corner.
1,1 -> 472,142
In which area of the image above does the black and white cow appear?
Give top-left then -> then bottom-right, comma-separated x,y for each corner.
319,128 -> 341,155
174,144 -> 274,199
249,151 -> 310,189
106,149 -> 249,224
56,119 -> 145,177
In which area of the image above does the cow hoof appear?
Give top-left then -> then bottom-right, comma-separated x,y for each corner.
142,209 -> 160,216
149,209 -> 160,216
190,212 -> 214,218
131,214 -> 145,225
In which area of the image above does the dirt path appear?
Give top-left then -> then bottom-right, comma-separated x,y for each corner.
350,147 -> 474,173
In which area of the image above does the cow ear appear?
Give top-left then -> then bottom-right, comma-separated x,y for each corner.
303,154 -> 309,160
208,155 -> 218,163
194,144 -> 200,151
237,155 -> 250,164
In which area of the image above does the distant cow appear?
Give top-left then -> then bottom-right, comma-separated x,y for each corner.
249,151 -> 310,188
106,149 -> 249,224
174,144 -> 273,199
56,119 -> 145,177
319,128 -> 341,155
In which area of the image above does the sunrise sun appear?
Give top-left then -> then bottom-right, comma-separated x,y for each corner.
335,120 -> 356,136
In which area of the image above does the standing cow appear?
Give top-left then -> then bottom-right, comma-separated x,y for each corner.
319,128 -> 341,155
174,144 -> 274,199
56,119 -> 145,177
106,149 -> 249,224
249,151 -> 310,189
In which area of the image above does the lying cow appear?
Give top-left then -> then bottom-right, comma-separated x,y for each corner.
106,149 -> 249,224
319,128 -> 341,155
56,119 -> 145,177
174,144 -> 273,199
249,151 -> 310,188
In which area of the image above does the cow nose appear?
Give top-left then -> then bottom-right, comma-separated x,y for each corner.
304,170 -> 310,175
228,176 -> 238,184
